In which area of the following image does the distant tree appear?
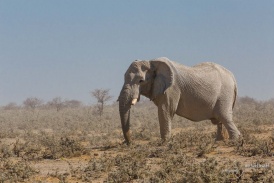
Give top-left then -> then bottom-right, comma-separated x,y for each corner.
47,97 -> 65,111
64,100 -> 83,108
238,96 -> 258,105
238,96 -> 268,111
91,89 -> 113,116
3,102 -> 19,110
23,97 -> 43,109
265,98 -> 274,107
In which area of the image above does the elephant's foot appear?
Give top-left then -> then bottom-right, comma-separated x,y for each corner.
159,129 -> 171,143
226,135 -> 244,148
228,133 -> 242,140
156,139 -> 167,146
215,135 -> 224,141
227,129 -> 241,140
120,139 -> 132,146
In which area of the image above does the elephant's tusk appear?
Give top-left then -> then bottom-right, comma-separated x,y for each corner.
131,99 -> 137,105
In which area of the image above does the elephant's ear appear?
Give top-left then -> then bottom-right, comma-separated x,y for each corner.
150,58 -> 174,100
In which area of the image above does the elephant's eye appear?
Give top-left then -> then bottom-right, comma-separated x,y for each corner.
139,79 -> 144,83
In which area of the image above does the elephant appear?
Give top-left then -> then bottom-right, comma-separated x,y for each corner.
118,57 -> 241,145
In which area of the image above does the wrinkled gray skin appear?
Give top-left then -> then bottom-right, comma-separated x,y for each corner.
118,57 -> 241,145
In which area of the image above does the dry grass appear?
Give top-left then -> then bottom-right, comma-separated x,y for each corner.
0,97 -> 273,182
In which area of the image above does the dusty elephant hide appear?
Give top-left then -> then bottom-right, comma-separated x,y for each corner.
118,57 -> 241,144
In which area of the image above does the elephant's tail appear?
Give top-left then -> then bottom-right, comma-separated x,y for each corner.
232,78 -> 237,109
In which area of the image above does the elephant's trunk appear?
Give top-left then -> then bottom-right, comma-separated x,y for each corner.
118,84 -> 140,144
118,85 -> 133,145
119,104 -> 131,144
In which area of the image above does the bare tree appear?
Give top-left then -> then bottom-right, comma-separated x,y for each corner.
47,97 -> 65,111
23,97 -> 43,109
3,102 -> 19,110
91,89 -> 113,116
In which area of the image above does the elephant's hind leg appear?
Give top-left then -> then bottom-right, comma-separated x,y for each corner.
218,114 -> 241,140
213,99 -> 241,140
211,119 -> 227,141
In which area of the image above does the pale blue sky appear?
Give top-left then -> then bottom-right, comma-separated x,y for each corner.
0,0 -> 273,105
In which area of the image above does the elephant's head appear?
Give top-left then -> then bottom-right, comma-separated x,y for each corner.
118,58 -> 173,144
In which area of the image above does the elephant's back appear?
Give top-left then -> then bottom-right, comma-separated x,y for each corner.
192,62 -> 224,73
192,62 -> 235,77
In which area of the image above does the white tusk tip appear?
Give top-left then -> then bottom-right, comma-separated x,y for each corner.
131,99 -> 137,105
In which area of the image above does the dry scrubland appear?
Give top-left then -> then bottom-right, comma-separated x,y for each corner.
0,97 -> 273,182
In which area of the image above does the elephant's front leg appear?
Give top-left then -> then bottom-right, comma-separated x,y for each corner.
158,107 -> 174,141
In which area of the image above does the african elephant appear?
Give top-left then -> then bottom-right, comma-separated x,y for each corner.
118,57 -> 241,144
